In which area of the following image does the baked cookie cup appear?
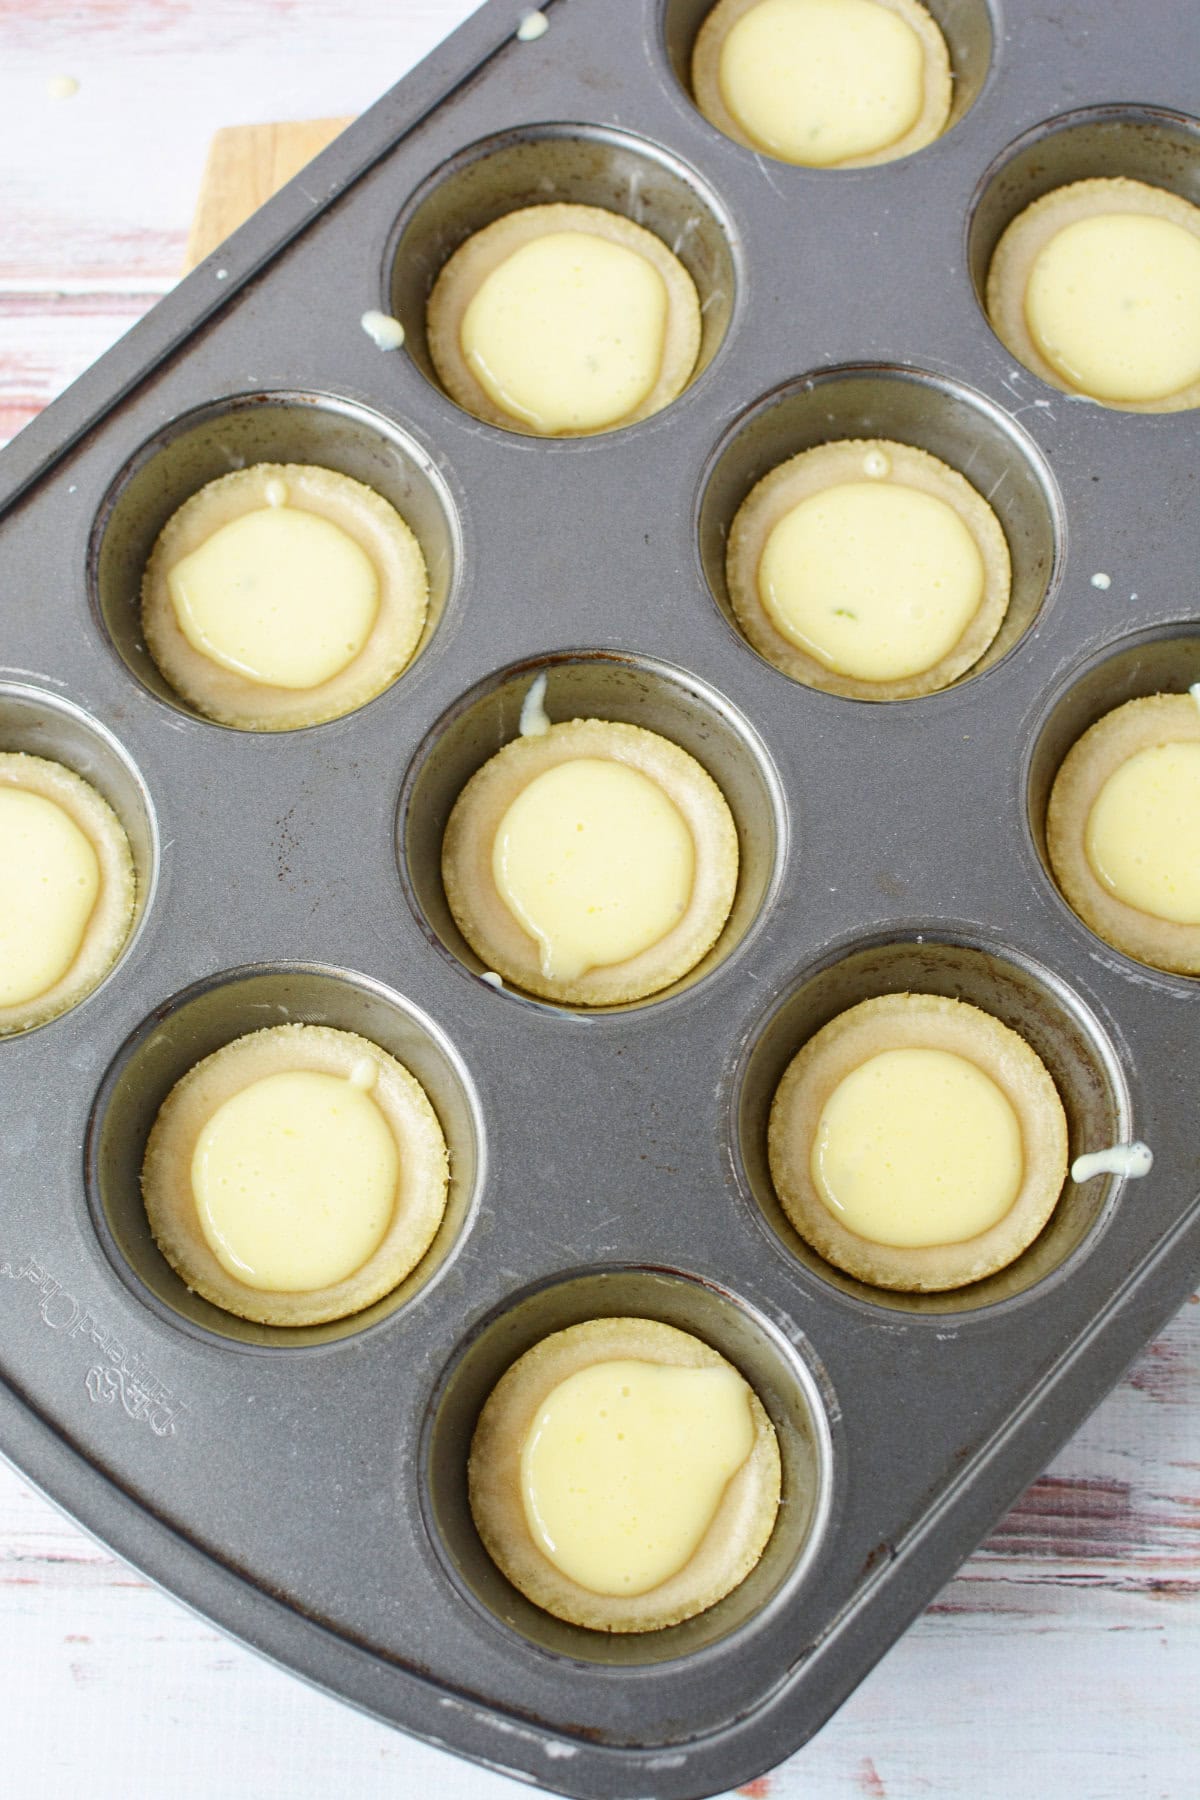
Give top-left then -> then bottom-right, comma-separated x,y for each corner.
727,438 -> 1011,700
426,203 -> 702,436
142,1023 -> 449,1327
986,177 -> 1200,412
0,752 -> 136,1035
142,462 -> 429,730
768,993 -> 1069,1291
1046,693 -> 1200,976
692,0 -> 952,169
468,1316 -> 782,1633
442,717 -> 739,1005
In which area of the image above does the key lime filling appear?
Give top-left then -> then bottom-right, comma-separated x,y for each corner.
0,787 -> 100,1007
519,1359 -> 756,1595
758,479 -> 985,680
191,1067 -> 399,1291
1025,213 -> 1200,403
812,1046 -> 1024,1247
1085,741 -> 1200,925
460,232 -> 669,433
492,757 -> 696,983
167,503 -> 380,690
718,0 -> 926,165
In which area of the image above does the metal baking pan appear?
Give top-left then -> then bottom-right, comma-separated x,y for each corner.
1,2 -> 1197,1794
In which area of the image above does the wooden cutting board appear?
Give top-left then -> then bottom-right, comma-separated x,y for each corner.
185,119 -> 353,269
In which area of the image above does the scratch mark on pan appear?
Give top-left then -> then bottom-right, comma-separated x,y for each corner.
477,1758 -> 538,1786
484,1716 -> 560,1749
1086,949 -> 1195,995
754,154 -> 786,201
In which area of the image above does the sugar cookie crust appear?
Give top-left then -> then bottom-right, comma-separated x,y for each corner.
0,752 -> 135,1036
727,438 -> 1011,699
142,463 -> 429,730
142,1023 -> 449,1326
426,204 -> 702,435
986,178 -> 1200,412
768,993 -> 1068,1290
1046,693 -> 1200,976
468,1316 -> 781,1632
692,0 -> 952,168
442,718 -> 739,1005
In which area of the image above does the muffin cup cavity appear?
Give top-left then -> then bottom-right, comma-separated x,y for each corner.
698,365 -> 1063,691
397,649 -> 786,1012
1026,624 -> 1200,984
0,682 -> 157,1029
88,392 -> 461,726
419,1266 -> 833,1667
731,933 -> 1130,1316
85,964 -> 484,1350
662,0 -> 993,158
968,105 -> 1200,375
386,124 -> 738,425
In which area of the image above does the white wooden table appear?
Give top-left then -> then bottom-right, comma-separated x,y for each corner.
2,4 -> 1198,1795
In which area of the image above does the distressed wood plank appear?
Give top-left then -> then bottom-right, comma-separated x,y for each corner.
0,0 -> 1198,1793
1,0 -> 473,281
0,291 -> 162,445
184,118 -> 353,269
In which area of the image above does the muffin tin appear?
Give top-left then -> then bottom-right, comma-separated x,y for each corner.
1,2 -> 1198,1794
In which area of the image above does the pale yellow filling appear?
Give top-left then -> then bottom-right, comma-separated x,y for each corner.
1025,213 -> 1200,403
718,0 -> 925,166
1085,742 -> 1200,925
492,758 -> 695,983
519,1359 -> 755,1595
191,1067 -> 399,1291
758,480 -> 985,679
812,1047 -> 1024,1247
460,232 -> 669,433
0,788 -> 100,1007
167,502 -> 380,690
